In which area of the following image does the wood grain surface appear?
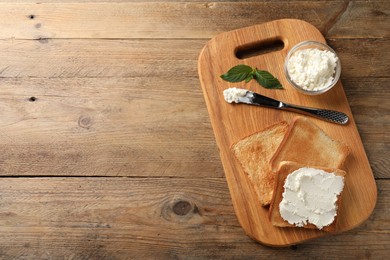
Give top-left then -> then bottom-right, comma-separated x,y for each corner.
0,0 -> 388,258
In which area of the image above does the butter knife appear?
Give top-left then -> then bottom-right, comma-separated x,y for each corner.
225,88 -> 349,125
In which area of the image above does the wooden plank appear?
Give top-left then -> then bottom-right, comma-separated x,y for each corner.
0,0 -> 246,2
0,2 -> 347,39
1,1 -> 386,40
0,39 -> 206,78
344,78 -> 389,126
327,38 -> 389,78
0,76 -> 386,178
0,77 -> 223,177
0,38 -> 388,79
343,78 -> 389,179
327,1 -> 390,38
0,177 -> 387,258
0,0 -> 300,2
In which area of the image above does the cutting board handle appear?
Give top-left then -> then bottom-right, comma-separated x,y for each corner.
216,19 -> 325,61
235,36 -> 285,60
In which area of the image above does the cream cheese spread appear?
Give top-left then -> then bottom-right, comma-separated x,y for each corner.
279,167 -> 344,229
223,87 -> 247,103
287,48 -> 338,91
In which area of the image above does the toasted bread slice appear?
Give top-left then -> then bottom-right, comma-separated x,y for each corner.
271,117 -> 350,172
269,161 -> 346,232
232,121 -> 289,206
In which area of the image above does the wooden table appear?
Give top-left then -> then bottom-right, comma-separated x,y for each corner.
0,1 -> 388,258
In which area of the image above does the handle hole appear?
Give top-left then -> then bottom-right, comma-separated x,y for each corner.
235,38 -> 285,60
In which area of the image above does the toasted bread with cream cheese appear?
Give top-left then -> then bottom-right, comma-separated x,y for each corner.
231,121 -> 289,206
269,161 -> 346,232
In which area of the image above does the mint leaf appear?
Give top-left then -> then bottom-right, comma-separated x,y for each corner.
220,64 -> 283,89
220,65 -> 253,82
254,69 -> 283,89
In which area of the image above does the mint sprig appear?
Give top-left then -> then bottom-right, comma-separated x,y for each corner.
220,64 -> 283,89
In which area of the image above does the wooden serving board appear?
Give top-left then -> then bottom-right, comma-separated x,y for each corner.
198,19 -> 377,246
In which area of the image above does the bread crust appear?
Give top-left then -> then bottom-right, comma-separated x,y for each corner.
269,161 -> 346,232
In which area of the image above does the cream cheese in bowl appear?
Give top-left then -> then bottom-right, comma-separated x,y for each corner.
285,41 -> 341,95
